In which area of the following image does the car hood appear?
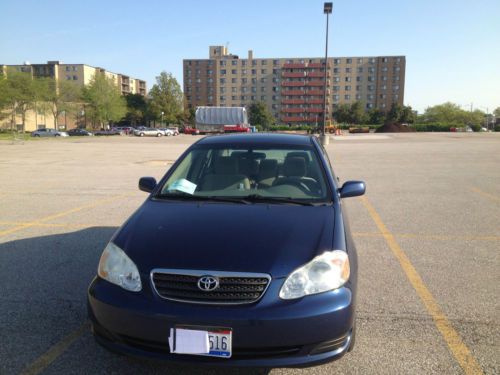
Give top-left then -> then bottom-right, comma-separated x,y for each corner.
113,200 -> 335,278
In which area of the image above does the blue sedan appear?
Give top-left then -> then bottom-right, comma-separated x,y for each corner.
87,133 -> 365,368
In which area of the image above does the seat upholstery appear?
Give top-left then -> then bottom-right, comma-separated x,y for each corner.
273,157 -> 319,193
257,159 -> 278,187
199,156 -> 250,191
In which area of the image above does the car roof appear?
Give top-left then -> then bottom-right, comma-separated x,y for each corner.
197,133 -> 315,147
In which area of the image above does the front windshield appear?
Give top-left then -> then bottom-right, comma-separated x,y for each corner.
157,145 -> 330,202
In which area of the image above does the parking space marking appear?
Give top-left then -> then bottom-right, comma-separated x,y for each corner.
360,196 -> 484,375
469,187 -> 500,203
353,231 -> 500,241
20,322 -> 89,375
0,193 -> 133,238
0,221 -> 90,229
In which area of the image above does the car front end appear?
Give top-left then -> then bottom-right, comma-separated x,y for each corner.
87,134 -> 364,368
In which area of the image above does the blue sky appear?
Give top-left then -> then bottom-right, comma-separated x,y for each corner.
1,0 -> 499,113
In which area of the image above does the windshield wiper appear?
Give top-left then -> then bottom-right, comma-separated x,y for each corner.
155,192 -> 250,204
240,194 -> 317,206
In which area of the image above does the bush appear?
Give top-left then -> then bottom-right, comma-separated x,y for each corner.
494,125 -> 500,132
412,123 -> 455,132
469,124 -> 481,132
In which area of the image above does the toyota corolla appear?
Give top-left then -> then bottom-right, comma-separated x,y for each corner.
87,133 -> 365,368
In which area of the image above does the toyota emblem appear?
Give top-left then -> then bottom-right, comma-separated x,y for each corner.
197,276 -> 219,291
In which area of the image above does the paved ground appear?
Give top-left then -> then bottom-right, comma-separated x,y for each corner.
0,133 -> 498,375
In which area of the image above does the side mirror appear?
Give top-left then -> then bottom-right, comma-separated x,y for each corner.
339,180 -> 366,198
139,177 -> 157,193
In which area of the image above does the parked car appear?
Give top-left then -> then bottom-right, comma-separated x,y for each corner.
134,128 -> 164,137
115,126 -> 134,135
183,126 -> 200,135
167,127 -> 180,135
94,128 -> 123,136
88,133 -> 365,368
159,128 -> 175,136
31,128 -> 69,137
67,128 -> 93,136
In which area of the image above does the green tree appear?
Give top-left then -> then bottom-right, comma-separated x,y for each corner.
248,101 -> 275,129
422,102 -> 485,129
386,103 -> 403,124
0,70 -> 37,131
36,78 -> 82,129
367,108 -> 386,125
332,104 -> 351,123
148,72 -> 183,126
81,73 -> 126,129
494,107 -> 500,118
349,101 -> 368,124
400,105 -> 416,123
124,93 -> 147,126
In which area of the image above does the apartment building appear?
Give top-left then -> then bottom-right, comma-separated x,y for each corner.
183,46 -> 405,124
0,61 -> 147,130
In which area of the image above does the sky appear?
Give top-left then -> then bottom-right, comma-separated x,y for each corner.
1,0 -> 499,113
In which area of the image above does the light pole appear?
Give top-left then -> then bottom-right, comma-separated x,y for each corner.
320,2 -> 333,147
161,111 -> 164,128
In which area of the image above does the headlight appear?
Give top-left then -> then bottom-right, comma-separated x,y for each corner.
97,243 -> 142,292
279,250 -> 349,300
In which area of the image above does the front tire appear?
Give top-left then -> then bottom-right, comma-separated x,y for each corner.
157,133 -> 163,137
140,133 -> 145,137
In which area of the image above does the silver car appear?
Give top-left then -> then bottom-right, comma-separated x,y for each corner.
133,128 -> 164,137
31,128 -> 69,137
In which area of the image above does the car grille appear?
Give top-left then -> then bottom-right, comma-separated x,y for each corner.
151,270 -> 271,305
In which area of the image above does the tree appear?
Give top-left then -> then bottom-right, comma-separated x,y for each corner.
349,101 -> 368,124
124,93 -> 147,126
367,108 -> 386,125
386,103 -> 403,124
248,101 -> 275,129
36,78 -> 81,129
148,72 -> 183,126
0,70 -> 37,131
494,107 -> 500,118
400,105 -> 416,123
422,102 -> 485,128
81,73 -> 126,129
332,104 -> 351,123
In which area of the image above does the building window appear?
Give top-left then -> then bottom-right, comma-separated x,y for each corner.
252,61 -> 257,66
382,67 -> 388,72
333,68 -> 340,73
366,103 -> 373,109
66,75 -> 71,80
261,95 -> 266,101
345,94 -> 351,100
241,95 -> 247,100
232,95 -> 237,100
394,67 -> 401,72
73,75 -> 78,80
207,70 -> 213,75
395,76 -> 400,81
272,104 -> 278,109
357,58 -> 363,64
251,87 -> 257,93
333,86 -> 340,91
345,68 -> 351,73
334,76 -> 340,82
356,85 -> 361,91
232,87 -> 237,93
242,69 -> 247,75
231,60 -> 237,66
273,59 -> 279,66
334,58 -> 341,64
241,87 -> 248,93
369,58 -> 375,64
356,76 -> 362,82
262,60 -> 267,65
261,69 -> 267,74
368,76 -> 375,82
232,78 -> 237,83
220,78 -> 226,84
345,85 -> 351,91
333,94 -> 339,101
261,87 -> 266,92
382,57 -> 388,63
241,78 -> 247,84
261,78 -> 267,83
220,61 -> 226,66
272,77 -> 280,83
380,94 -> 386,99
252,78 -> 257,84
356,94 -> 361,100
241,60 -> 247,66
220,69 -> 226,75
393,85 -> 400,91
367,94 -> 374,100
220,95 -> 226,101
368,85 -> 374,91
220,87 -> 226,93
272,86 -> 279,92
65,66 -> 70,71
357,67 -> 363,73
345,77 -> 351,82
382,85 -> 387,90
272,95 -> 278,101
231,69 -> 237,74
346,58 -> 352,64
368,67 -> 375,73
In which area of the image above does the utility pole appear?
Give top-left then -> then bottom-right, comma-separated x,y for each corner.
320,2 -> 333,147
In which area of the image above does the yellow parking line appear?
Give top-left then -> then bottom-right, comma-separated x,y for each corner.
360,196 -> 483,375
469,187 -> 500,203
0,221 -> 90,228
20,322 -> 89,375
353,231 -> 500,241
0,193 -> 133,238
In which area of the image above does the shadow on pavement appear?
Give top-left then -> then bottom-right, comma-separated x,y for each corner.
0,227 -> 270,375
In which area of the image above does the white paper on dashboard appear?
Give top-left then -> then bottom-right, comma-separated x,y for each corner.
167,178 -> 197,195
169,328 -> 210,354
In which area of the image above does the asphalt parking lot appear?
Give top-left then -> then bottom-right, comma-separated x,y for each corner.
0,133 -> 498,375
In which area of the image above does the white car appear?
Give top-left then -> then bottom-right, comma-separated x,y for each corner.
133,128 -> 164,137
31,128 -> 69,137
159,128 -> 175,136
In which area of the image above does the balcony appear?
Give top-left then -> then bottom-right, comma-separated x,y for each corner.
306,107 -> 324,113
282,81 -> 305,87
282,72 -> 306,78
281,90 -> 306,96
281,99 -> 306,104
281,116 -> 322,122
283,63 -> 306,69
307,63 -> 330,69
306,80 -> 328,87
308,89 -> 328,95
308,71 -> 330,78
281,108 -> 305,113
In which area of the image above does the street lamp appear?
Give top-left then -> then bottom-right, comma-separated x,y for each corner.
161,111 -> 164,128
321,2 -> 333,146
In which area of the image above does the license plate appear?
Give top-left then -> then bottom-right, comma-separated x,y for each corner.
170,326 -> 232,358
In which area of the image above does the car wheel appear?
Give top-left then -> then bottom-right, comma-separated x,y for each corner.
140,133 -> 145,137
55,134 -> 60,137
34,134 -> 40,137
157,133 -> 163,137
166,133 -> 171,137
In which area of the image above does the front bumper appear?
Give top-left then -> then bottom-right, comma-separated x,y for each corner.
88,276 -> 355,368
